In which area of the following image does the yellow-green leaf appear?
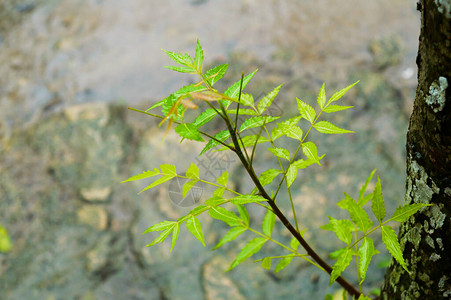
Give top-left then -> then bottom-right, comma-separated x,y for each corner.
228,237 -> 267,271
313,121 -> 354,134
186,216 -> 206,246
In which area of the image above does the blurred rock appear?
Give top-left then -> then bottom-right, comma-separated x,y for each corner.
77,205 -> 109,230
369,35 -> 405,69
202,257 -> 245,300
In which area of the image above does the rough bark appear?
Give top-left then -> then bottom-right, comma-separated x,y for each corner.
380,0 -> 451,299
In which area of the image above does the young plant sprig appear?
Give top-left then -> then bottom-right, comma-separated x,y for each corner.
122,40 -> 430,300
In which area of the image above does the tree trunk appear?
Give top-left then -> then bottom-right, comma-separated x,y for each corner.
380,0 -> 451,299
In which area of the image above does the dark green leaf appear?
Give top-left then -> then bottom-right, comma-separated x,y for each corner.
389,203 -> 431,222
175,123 -> 204,142
199,130 -> 230,155
212,226 -> 247,250
358,237 -> 377,284
381,226 -> 408,272
186,216 -> 206,246
228,237 -> 267,271
371,176 -> 386,223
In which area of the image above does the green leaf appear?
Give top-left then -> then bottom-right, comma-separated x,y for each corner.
358,192 -> 374,207
371,176 -> 386,223
170,223 -> 180,252
262,210 -> 276,236
186,216 -> 206,246
213,226 -> 247,250
227,108 -> 259,116
339,193 -> 373,232
193,109 -> 217,127
213,187 -> 226,197
359,237 -> 377,284
147,227 -> 174,246
239,116 -> 279,133
160,164 -> 177,176
183,180 -> 198,198
235,204 -> 249,226
143,220 -> 177,234
121,168 -> 160,183
290,237 -> 300,250
163,49 -> 192,66
0,225 -> 12,253
165,65 -> 195,73
139,175 -> 174,194
240,93 -> 254,107
358,169 -> 377,205
194,39 -> 204,71
313,121 -> 354,134
328,81 -> 359,104
228,237 -> 267,271
357,295 -> 372,300
257,84 -> 283,114
302,142 -> 321,165
389,203 -> 431,222
225,70 -> 258,99
205,64 -> 228,86
175,123 -> 204,142
286,163 -> 298,188
218,135 -> 269,151
199,130 -> 230,155
278,123 -> 303,140
216,171 -> 229,186
147,98 -> 165,111
261,257 -> 272,270
328,217 -> 354,245
275,256 -> 294,273
230,195 -> 266,204
267,147 -> 290,160
296,98 -> 316,123
317,83 -> 326,109
186,163 -> 200,179
329,247 -> 347,260
271,116 -> 301,140
259,169 -> 282,186
323,105 -> 354,113
209,206 -> 242,226
292,158 -> 317,170
381,226 -> 408,272
187,205 -> 208,216
329,248 -> 353,286
205,196 -> 227,206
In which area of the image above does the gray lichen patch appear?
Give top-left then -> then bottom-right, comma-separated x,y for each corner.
425,235 -> 435,248
436,238 -> 444,250
430,253 -> 441,262
425,76 -> 448,113
435,0 -> 451,18
425,204 -> 446,229
406,157 -> 439,206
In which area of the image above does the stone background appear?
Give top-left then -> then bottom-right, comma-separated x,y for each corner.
0,0 -> 419,299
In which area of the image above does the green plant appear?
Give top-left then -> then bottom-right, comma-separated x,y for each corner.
0,223 -> 12,253
122,41 -> 430,299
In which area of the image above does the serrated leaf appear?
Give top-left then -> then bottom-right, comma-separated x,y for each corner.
228,237 -> 267,271
165,65 -> 195,73
286,163 -> 298,188
358,169 -> 377,205
216,171 -> 229,186
328,81 -> 359,104
163,49 -> 192,66
275,256 -> 294,273
296,98 -> 316,123
259,169 -> 282,186
267,147 -> 290,160
371,176 -> 386,223
302,142 -> 321,165
175,123 -> 204,142
329,247 -> 347,260
257,84 -> 283,114
170,223 -> 180,252
205,64 -> 228,86
147,227 -> 174,247
329,248 -> 353,286
313,121 -> 354,134
340,193 -> 373,232
186,163 -> 200,179
292,158 -> 317,170
209,206 -> 242,226
323,105 -> 354,113
186,216 -> 206,246
261,257 -> 272,270
359,237 -> 376,284
389,203 -> 431,222
182,180 -> 198,198
230,195 -> 266,204
205,196 -> 227,206
317,83 -> 326,109
121,168 -> 160,183
199,130 -> 230,155
328,217 -> 354,245
187,205 -> 208,216
278,123 -> 303,140
239,116 -> 279,133
358,192 -> 374,207
381,226 -> 408,272
271,116 -> 301,140
224,69 -> 257,99
235,204 -> 249,226
0,225 -> 12,253
143,221 -> 177,234
262,210 -> 276,236
290,237 -> 300,250
240,93 -> 254,106
194,39 -> 203,71
193,109 -> 217,127
213,226 -> 247,250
